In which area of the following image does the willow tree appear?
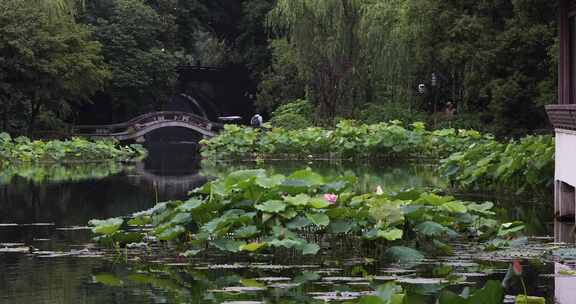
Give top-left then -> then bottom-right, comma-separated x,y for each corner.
268,0 -> 414,123
33,0 -> 83,17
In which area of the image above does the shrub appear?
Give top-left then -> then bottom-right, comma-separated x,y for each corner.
0,132 -> 147,164
269,99 -> 313,130
357,102 -> 427,125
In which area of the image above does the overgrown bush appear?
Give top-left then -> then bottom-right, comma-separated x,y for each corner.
269,99 -> 313,130
428,112 -> 488,133
357,102 -> 427,125
0,133 -> 147,164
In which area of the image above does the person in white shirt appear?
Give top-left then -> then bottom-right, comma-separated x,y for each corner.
250,114 -> 263,127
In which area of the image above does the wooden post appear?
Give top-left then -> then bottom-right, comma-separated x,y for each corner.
556,180 -> 576,220
560,0 -> 570,104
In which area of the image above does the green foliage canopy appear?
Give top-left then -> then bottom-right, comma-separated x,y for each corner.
267,0 -> 412,123
86,0 -> 186,113
0,0 -> 110,133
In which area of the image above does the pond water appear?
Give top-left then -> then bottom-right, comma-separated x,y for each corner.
0,143 -> 567,304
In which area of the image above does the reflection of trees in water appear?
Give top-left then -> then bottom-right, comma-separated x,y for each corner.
201,161 -> 444,193
84,248 -> 554,304
126,142 -> 206,201
0,257 -> 157,304
0,160 -> 207,226
0,175 -> 154,226
457,192 -> 554,237
0,163 -> 126,184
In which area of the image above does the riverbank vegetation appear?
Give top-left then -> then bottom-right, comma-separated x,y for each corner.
201,121 -> 491,160
0,133 -> 146,164
200,122 -> 555,193
440,135 -> 554,194
259,0 -> 557,135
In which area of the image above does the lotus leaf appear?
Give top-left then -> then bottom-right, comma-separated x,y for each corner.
240,242 -> 267,252
157,225 -> 185,241
306,212 -> 330,227
416,221 -> 449,237
89,218 -> 123,235
283,194 -> 310,206
255,200 -> 287,213
385,246 -> 425,263
234,225 -> 260,238
212,239 -> 247,252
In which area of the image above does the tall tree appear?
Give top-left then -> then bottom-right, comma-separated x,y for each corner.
268,0 -> 411,123
34,0 -> 84,16
0,0 -> 110,133
86,0 -> 187,116
405,0 -> 557,134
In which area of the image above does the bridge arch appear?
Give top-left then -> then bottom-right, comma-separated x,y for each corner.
74,111 -> 220,142
132,122 -> 212,142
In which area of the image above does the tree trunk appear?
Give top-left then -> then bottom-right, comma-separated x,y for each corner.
1,99 -> 7,132
27,100 -> 42,136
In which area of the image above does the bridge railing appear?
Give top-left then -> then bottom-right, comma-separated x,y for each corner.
73,111 -> 222,138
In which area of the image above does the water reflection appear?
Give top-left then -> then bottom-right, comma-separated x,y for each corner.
0,144 -> 566,303
0,162 -> 125,185
201,160 -> 444,194
0,144 -> 208,226
0,144 -> 209,304
553,221 -> 576,304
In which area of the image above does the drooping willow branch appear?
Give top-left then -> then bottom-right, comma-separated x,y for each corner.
267,0 -> 418,121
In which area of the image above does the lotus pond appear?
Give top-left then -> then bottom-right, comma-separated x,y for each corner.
0,144 -> 571,304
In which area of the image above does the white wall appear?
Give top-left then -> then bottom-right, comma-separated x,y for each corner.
556,129 -> 576,188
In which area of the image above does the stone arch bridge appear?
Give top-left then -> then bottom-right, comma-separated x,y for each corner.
73,65 -> 254,142
73,111 -> 222,142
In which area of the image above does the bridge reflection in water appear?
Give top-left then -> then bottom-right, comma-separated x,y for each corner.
126,142 -> 208,201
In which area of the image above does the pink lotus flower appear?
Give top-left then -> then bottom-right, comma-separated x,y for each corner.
324,193 -> 337,204
512,260 -> 523,276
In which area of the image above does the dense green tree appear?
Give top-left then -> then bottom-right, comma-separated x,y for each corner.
236,0 -> 275,81
264,0 -> 557,134
0,0 -> 560,135
256,39 -> 306,112
405,0 -> 557,135
267,0 -> 411,123
33,0 -> 83,16
0,0 -> 110,133
85,0 -> 188,114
